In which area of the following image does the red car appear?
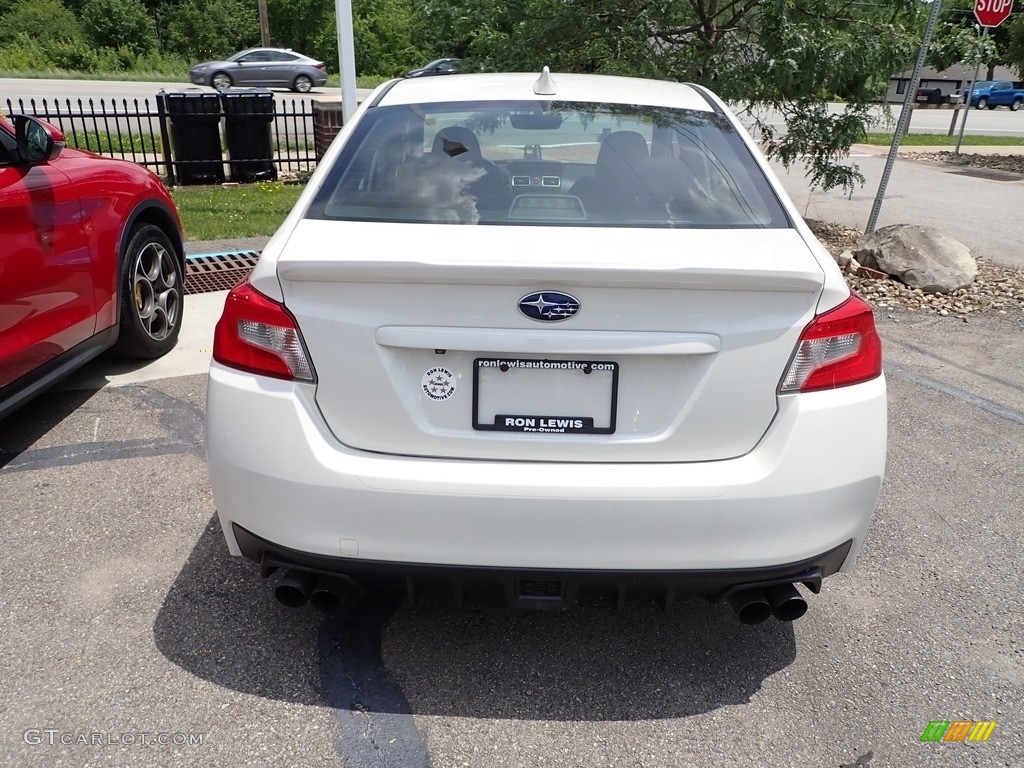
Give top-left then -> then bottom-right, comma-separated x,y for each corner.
0,115 -> 185,420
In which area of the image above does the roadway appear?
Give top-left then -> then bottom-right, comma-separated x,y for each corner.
5,78 -> 1024,135
1,77 -> 372,112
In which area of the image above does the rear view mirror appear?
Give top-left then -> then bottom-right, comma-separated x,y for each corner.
509,111 -> 563,130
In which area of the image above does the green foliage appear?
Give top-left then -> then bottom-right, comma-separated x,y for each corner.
48,40 -> 102,72
0,0 -> 95,74
928,0 -> 1009,76
352,0 -> 424,77
734,0 -> 922,192
0,0 -> 84,47
1002,16 -> 1024,77
81,0 -> 158,56
164,0 -> 259,60
0,30 -> 193,78
266,0 -> 333,61
0,38 -> 42,73
260,0 -> 425,78
128,50 -> 195,77
416,0 -> 922,193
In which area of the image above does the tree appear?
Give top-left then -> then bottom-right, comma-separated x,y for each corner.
413,0 -> 925,193
1004,15 -> 1024,77
352,0 -> 423,76
0,0 -> 85,48
264,0 -> 425,77
266,0 -> 333,58
81,0 -> 158,56
928,0 -> 1010,80
163,0 -> 259,60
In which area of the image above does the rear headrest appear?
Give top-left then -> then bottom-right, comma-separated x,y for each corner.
432,126 -> 482,158
596,130 -> 649,179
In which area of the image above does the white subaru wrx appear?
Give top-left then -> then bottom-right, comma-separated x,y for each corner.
206,69 -> 887,624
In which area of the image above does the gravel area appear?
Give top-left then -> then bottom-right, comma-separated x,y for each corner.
901,149 -> 1024,175
808,219 -> 1024,319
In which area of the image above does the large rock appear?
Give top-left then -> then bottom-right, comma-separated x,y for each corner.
855,224 -> 977,294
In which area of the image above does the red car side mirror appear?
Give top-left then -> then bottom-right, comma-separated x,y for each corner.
13,115 -> 65,164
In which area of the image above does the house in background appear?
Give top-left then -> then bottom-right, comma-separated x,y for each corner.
886,64 -> 1019,101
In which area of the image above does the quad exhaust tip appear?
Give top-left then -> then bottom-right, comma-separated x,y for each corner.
727,583 -> 808,624
275,569 -> 362,611
274,569 -> 318,608
727,589 -> 773,625
309,575 -> 361,612
766,583 -> 809,622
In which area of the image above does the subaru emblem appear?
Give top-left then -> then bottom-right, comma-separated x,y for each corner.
518,291 -> 580,322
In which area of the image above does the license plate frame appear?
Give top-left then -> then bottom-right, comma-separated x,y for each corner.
472,357 -> 618,434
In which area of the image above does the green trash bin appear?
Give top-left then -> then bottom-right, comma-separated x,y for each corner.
221,89 -> 278,183
164,91 -> 224,185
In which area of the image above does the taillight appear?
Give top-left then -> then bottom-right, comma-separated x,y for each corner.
213,281 -> 314,382
314,62 -> 326,70
780,294 -> 881,393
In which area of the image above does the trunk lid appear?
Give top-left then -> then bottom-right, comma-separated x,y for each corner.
276,220 -> 824,462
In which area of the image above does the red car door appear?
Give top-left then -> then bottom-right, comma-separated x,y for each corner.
0,123 -> 96,389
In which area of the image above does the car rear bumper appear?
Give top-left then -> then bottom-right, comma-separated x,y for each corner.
206,363 -> 886,580
233,522 -> 853,604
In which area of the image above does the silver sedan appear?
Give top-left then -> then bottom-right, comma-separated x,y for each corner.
189,48 -> 328,93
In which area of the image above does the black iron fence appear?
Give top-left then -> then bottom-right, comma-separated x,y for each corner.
4,91 -> 318,185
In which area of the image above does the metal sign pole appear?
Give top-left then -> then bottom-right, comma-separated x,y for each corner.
955,27 -> 988,156
865,0 -> 944,234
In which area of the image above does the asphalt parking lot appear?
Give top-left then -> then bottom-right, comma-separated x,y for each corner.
1,304 -> 1022,768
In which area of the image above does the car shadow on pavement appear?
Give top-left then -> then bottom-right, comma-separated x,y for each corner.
155,522 -> 797,721
374,593 -> 796,721
0,386 -> 99,468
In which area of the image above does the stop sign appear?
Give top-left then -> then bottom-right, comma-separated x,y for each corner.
974,0 -> 1013,27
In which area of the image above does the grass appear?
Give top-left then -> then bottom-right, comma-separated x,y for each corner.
860,132 -> 1024,146
169,181 -> 304,241
64,130 -> 160,154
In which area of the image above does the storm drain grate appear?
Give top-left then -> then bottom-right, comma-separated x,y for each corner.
185,251 -> 260,295
948,168 -> 1024,182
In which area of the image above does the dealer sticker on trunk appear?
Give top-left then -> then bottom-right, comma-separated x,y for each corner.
421,367 -> 456,401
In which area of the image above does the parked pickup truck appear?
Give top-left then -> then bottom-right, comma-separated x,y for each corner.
953,81 -> 1024,111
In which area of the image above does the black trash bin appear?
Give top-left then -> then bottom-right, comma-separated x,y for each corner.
221,89 -> 278,183
163,91 -> 225,185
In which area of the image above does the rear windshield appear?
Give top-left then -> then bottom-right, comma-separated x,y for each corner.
306,100 -> 790,228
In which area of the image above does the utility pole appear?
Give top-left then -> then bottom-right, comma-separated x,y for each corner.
258,0 -> 271,47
